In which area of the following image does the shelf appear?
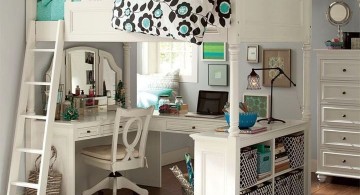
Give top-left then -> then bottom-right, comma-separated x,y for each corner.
239,175 -> 272,191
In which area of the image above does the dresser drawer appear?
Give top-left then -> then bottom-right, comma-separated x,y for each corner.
321,82 -> 360,104
322,128 -> 360,149
321,60 -> 360,81
77,127 -> 99,139
322,151 -> 360,173
321,105 -> 360,127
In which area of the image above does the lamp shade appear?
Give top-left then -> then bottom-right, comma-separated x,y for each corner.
247,69 -> 261,90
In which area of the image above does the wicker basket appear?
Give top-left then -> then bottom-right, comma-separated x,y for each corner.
25,146 -> 62,195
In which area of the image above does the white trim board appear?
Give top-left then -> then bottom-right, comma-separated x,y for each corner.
161,147 -> 194,166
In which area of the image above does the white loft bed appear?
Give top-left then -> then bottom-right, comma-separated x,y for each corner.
27,0 -> 312,135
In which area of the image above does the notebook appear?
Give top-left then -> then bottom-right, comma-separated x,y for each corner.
185,90 -> 228,118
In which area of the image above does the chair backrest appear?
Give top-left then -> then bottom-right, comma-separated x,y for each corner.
111,106 -> 154,170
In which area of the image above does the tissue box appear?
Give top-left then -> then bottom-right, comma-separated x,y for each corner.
37,0 -> 64,21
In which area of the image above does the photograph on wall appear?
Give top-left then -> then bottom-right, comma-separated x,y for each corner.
86,70 -> 94,85
208,64 -> 228,86
262,49 -> 291,87
202,42 -> 226,61
243,94 -> 270,118
85,52 -> 94,64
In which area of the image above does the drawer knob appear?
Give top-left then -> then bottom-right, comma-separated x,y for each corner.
87,130 -> 90,133
192,126 -> 196,129
342,160 -> 346,163
342,114 -> 346,118
342,68 -> 347,72
342,91 -> 346,95
120,125 -> 123,128
342,137 -> 346,140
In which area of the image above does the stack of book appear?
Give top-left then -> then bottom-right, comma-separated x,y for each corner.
215,125 -> 267,134
274,141 -> 290,173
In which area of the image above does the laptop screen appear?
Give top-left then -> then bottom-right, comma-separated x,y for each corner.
196,90 -> 229,115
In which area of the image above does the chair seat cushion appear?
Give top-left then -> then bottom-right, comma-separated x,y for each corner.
81,144 -> 139,161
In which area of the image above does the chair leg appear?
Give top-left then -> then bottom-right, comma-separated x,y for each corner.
116,177 -> 148,195
83,177 -> 112,195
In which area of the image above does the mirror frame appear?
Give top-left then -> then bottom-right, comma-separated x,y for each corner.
326,1 -> 352,26
98,50 -> 123,96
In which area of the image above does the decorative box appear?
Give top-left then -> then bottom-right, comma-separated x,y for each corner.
257,150 -> 271,174
240,148 -> 258,189
73,96 -> 107,115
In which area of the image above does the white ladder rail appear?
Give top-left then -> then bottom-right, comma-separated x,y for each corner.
7,20 -> 64,195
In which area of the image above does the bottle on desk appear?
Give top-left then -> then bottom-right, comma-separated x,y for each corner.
75,85 -> 80,96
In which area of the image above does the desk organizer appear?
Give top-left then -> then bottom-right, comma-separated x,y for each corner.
240,148 -> 258,189
73,96 -> 107,115
283,133 -> 304,168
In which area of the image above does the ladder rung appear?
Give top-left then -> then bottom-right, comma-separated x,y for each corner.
21,114 -> 47,120
32,49 -> 55,53
25,81 -> 51,86
17,148 -> 43,155
11,181 -> 39,189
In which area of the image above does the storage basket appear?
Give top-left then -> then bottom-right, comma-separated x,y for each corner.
240,148 -> 258,189
283,133 -> 304,168
170,165 -> 193,195
289,169 -> 304,195
256,181 -> 272,195
240,186 -> 257,195
257,151 -> 271,174
25,146 -> 62,195
274,174 -> 291,195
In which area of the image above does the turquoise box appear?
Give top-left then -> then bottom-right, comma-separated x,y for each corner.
37,0 -> 64,21
257,151 -> 271,174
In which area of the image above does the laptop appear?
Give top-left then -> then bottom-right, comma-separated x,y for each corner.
185,90 -> 228,118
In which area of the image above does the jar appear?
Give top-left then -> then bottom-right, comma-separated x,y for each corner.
175,96 -> 184,107
158,95 -> 170,109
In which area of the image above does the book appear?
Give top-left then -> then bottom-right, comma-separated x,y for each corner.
215,126 -> 267,134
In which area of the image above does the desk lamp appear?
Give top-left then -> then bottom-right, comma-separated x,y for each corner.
247,67 -> 296,124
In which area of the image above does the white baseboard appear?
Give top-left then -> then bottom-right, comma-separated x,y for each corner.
161,147 -> 194,166
311,159 -> 317,172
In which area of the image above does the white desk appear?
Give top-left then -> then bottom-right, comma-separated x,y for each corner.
27,111 -> 227,195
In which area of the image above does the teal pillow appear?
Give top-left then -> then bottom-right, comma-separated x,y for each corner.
137,88 -> 173,110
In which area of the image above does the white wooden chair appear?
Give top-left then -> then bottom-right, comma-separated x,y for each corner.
81,106 -> 155,195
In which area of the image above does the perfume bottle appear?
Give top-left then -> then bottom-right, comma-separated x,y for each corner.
75,85 -> 80,96
89,86 -> 95,97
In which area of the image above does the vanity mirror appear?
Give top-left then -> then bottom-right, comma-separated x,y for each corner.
46,46 -> 122,108
326,1 -> 352,41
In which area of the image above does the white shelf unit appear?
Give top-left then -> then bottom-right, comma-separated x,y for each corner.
315,50 -> 360,182
190,120 -> 309,195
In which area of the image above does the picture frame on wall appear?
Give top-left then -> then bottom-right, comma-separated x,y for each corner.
247,45 -> 259,63
208,64 -> 228,86
262,49 -> 291,87
202,42 -> 226,61
243,93 -> 270,118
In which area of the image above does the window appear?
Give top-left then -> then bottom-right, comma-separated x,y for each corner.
139,42 -> 198,83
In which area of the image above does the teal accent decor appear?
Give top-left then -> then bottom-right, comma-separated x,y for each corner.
36,0 -> 64,21
202,42 -> 226,61
179,25 -> 189,34
142,18 -> 151,29
219,2 -> 230,14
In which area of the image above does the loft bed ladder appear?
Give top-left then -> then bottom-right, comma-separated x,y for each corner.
7,20 -> 64,195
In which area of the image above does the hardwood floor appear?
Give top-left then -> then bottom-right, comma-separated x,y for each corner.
100,161 -> 359,195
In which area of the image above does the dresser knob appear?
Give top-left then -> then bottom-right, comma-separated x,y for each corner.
342,160 -> 346,163
342,114 -> 346,118
342,91 -> 346,95
192,126 -> 196,129
342,68 -> 347,72
119,125 -> 123,128
87,130 -> 90,133
342,137 -> 346,140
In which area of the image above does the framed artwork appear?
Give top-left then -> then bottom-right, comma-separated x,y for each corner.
262,49 -> 291,87
202,42 -> 226,61
208,64 -> 228,86
247,45 -> 259,63
243,93 -> 270,118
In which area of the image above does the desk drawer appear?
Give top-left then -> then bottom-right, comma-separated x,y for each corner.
77,127 -> 99,139
166,120 -> 220,133
321,105 -> 360,127
321,82 -> 360,104
322,150 -> 360,174
322,128 -> 360,149
321,60 -> 360,81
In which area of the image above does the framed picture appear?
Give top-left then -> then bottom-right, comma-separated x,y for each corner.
243,93 -> 270,118
208,64 -> 228,86
262,49 -> 291,87
247,45 -> 259,63
202,42 -> 226,61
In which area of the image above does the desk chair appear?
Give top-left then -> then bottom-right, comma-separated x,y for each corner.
81,106 -> 155,195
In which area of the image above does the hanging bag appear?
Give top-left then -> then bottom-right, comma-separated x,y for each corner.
26,146 -> 62,195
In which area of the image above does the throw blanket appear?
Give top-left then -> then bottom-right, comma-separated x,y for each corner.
111,0 -> 231,45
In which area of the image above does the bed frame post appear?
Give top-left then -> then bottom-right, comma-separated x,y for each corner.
123,43 -> 131,108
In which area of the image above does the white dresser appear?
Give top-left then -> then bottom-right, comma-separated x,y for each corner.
316,50 -> 360,182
